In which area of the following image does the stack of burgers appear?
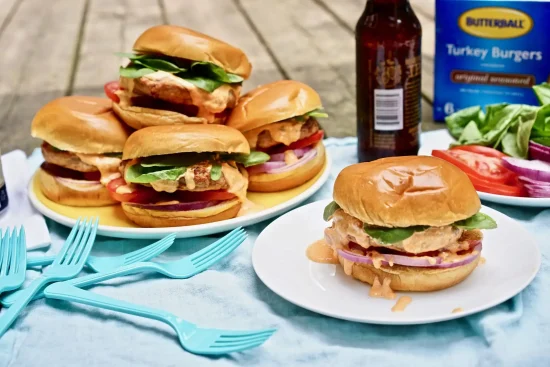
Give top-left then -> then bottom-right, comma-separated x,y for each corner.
31,25 -> 328,227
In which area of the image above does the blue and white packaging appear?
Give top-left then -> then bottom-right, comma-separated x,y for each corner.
434,0 -> 550,121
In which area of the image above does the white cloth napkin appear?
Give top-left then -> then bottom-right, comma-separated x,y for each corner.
0,150 -> 50,250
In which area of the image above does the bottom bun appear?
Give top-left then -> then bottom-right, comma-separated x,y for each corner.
248,142 -> 326,192
38,168 -> 117,207
337,253 -> 480,292
121,199 -> 241,227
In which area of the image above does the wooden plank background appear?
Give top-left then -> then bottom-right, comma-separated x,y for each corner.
0,0 -> 442,155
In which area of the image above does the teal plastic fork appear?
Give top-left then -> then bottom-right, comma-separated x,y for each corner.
1,233 -> 176,307
2,227 -> 246,306
44,282 -> 276,355
0,227 -> 26,294
26,233 -> 176,272
0,217 -> 98,336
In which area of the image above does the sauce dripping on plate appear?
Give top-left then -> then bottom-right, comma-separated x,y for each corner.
306,240 -> 339,264
369,277 -> 396,300
452,307 -> 464,313
392,296 -> 412,312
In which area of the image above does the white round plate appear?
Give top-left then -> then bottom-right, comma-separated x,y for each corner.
419,130 -> 550,207
252,199 -> 541,325
28,155 -> 331,239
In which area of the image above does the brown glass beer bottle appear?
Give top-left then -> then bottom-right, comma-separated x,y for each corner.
356,0 -> 422,162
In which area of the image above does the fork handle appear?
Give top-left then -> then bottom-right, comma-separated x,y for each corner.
26,255 -> 56,267
0,277 -> 50,336
44,282 -> 192,330
1,262 -> 158,307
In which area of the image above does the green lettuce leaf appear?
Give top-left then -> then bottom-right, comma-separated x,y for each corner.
533,82 -> 550,105
190,62 -> 244,83
445,106 -> 484,139
532,136 -> 550,146
125,165 -> 186,184
134,58 -> 185,74
210,164 -> 222,181
119,66 -> 155,79
363,225 -> 429,244
323,201 -> 340,221
305,108 -> 329,119
228,151 -> 270,167
454,213 -> 497,230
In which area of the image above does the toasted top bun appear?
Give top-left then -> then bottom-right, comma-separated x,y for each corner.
226,80 -> 323,132
31,96 -> 131,154
333,156 -> 481,227
123,124 -> 250,160
133,25 -> 251,79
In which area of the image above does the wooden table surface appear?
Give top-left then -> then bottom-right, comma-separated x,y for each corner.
0,0 -> 442,155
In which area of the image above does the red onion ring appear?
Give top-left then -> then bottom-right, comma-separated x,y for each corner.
247,148 -> 318,175
126,200 -> 223,212
268,147 -> 313,162
337,244 -> 482,269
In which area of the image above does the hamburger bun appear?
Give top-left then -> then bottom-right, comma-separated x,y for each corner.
37,168 -> 117,207
123,124 -> 250,160
112,102 -> 208,131
121,199 -> 241,227
338,253 -> 480,292
31,96 -> 130,154
227,80 -> 323,132
133,25 -> 251,79
333,156 -> 480,228
248,142 -> 325,192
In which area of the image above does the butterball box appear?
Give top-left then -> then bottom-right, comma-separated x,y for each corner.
434,0 -> 550,121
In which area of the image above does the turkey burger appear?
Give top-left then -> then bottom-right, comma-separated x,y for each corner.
226,80 -> 327,192
323,156 -> 497,292
31,96 -> 131,207
106,25 -> 252,129
111,124 -> 268,227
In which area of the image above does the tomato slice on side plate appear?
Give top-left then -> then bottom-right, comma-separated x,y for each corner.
104,81 -> 121,103
468,175 -> 525,197
432,149 -> 516,184
175,190 -> 236,202
268,131 -> 324,154
106,178 -> 160,203
450,145 -> 508,159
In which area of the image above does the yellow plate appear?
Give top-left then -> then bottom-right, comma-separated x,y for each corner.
28,154 -> 331,239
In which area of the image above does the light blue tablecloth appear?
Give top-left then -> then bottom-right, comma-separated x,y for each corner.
1,136 -> 548,367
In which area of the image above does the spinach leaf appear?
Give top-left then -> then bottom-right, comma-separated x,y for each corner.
104,153 -> 123,158
190,62 -> 244,83
533,82 -> 550,105
323,201 -> 340,221
228,151 -> 270,167
457,120 -> 483,144
119,66 -> 155,79
134,58 -> 185,74
210,164 -> 222,181
180,76 -> 224,93
454,213 -> 497,230
125,165 -> 186,184
501,132 -> 522,158
445,106 -> 484,139
481,103 -> 508,133
363,225 -> 428,244
516,113 -> 537,157
140,154 -> 209,168
532,104 -> 550,137
532,136 -> 550,146
306,108 -> 329,119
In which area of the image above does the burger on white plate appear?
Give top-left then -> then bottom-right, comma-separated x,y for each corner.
31,96 -> 131,207
109,124 -> 269,227
323,156 -> 497,292
226,80 -> 327,192
104,25 -> 251,129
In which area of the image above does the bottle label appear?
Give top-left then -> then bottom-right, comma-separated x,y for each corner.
374,88 -> 404,131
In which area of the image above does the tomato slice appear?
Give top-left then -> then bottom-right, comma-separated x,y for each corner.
468,175 -> 525,197
268,131 -> 324,154
432,149 -> 516,184
175,190 -> 236,202
104,81 -> 120,103
450,145 -> 508,159
106,178 -> 160,203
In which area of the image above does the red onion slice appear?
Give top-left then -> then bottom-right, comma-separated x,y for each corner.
502,157 -> 550,183
518,176 -> 550,187
248,148 -> 318,175
268,147 -> 313,162
337,244 -> 482,269
126,200 -> 223,211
